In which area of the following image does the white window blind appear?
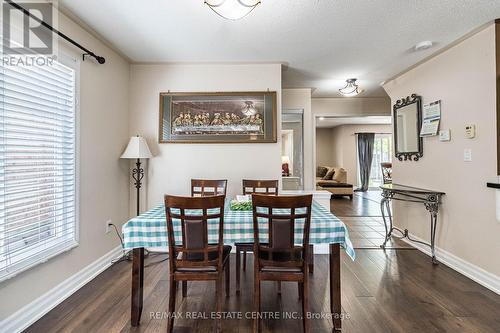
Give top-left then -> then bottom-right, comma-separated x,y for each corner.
0,58 -> 78,282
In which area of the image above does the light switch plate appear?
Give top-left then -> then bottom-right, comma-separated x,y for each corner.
439,130 -> 451,141
464,149 -> 472,162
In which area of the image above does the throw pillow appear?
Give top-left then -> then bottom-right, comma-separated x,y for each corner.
322,168 -> 335,180
317,166 -> 328,178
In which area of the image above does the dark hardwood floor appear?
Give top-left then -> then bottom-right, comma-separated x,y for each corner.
330,190 -> 384,217
330,191 -> 412,249
25,248 -> 500,333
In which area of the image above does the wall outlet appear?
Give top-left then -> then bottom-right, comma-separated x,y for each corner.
105,220 -> 112,234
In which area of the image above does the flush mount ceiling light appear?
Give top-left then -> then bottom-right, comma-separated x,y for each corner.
339,78 -> 364,97
205,0 -> 261,20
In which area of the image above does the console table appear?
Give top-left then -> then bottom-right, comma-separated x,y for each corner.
379,184 -> 445,264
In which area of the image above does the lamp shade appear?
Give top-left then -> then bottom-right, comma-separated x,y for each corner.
121,136 -> 153,159
281,156 -> 290,164
205,0 -> 261,20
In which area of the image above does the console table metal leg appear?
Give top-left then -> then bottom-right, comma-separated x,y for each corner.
380,196 -> 394,249
380,198 -> 390,248
423,200 -> 439,265
429,210 -> 438,265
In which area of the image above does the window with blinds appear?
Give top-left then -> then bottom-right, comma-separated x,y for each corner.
0,59 -> 78,282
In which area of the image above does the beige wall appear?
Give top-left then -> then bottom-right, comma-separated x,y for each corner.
312,97 -> 391,117
129,64 -> 282,209
316,124 -> 392,184
383,24 -> 500,278
0,13 -> 130,319
316,128 -> 334,167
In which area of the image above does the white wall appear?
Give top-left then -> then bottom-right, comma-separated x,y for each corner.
129,64 -> 282,209
383,24 -> 500,279
0,13 -> 130,319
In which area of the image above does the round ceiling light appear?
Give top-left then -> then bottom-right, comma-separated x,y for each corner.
339,78 -> 364,97
205,0 -> 261,20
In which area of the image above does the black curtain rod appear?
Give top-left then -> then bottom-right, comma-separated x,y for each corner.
5,0 -> 105,64
354,132 -> 392,135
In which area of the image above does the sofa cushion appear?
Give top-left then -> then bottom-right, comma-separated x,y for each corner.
322,167 -> 335,180
316,166 -> 328,178
332,168 -> 347,183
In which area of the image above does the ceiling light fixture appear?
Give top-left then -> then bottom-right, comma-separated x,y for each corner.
205,0 -> 261,20
339,78 -> 363,97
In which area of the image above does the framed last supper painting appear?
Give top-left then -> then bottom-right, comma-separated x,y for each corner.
159,91 -> 277,143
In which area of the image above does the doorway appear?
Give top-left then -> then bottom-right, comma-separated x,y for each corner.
368,133 -> 393,188
282,109 -> 304,190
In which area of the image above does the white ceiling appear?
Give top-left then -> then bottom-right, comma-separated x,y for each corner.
316,116 -> 392,129
59,0 -> 500,97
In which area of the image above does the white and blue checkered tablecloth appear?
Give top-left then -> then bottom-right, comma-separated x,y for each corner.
122,200 -> 355,260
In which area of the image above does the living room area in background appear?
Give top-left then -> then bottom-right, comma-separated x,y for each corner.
315,115 -> 403,248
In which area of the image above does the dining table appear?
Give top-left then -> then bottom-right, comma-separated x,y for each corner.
122,198 -> 355,331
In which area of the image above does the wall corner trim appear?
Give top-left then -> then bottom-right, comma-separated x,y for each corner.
0,246 -> 123,333
401,234 -> 500,295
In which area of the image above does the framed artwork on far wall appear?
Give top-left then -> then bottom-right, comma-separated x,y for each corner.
159,91 -> 277,143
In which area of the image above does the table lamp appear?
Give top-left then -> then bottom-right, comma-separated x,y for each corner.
281,155 -> 290,176
121,135 -> 153,216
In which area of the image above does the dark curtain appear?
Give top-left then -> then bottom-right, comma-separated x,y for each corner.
356,133 -> 375,192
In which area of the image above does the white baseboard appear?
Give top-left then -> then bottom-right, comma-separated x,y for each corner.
401,234 -> 500,295
1,245 -> 123,333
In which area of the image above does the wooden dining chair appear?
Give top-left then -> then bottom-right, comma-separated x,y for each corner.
164,195 -> 231,333
235,180 -> 278,293
381,162 -> 393,184
252,194 -> 313,333
236,179 -> 314,294
191,179 -> 227,197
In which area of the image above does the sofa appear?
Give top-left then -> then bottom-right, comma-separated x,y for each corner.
316,166 -> 353,199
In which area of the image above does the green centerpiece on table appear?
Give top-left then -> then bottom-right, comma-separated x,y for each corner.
230,195 -> 253,211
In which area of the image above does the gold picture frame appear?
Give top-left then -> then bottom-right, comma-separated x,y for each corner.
159,91 -> 277,144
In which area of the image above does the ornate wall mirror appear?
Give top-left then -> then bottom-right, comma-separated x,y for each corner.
393,94 -> 423,161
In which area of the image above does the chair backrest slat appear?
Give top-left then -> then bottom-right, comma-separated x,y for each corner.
191,179 -> 227,197
242,179 -> 278,196
164,195 -> 226,272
